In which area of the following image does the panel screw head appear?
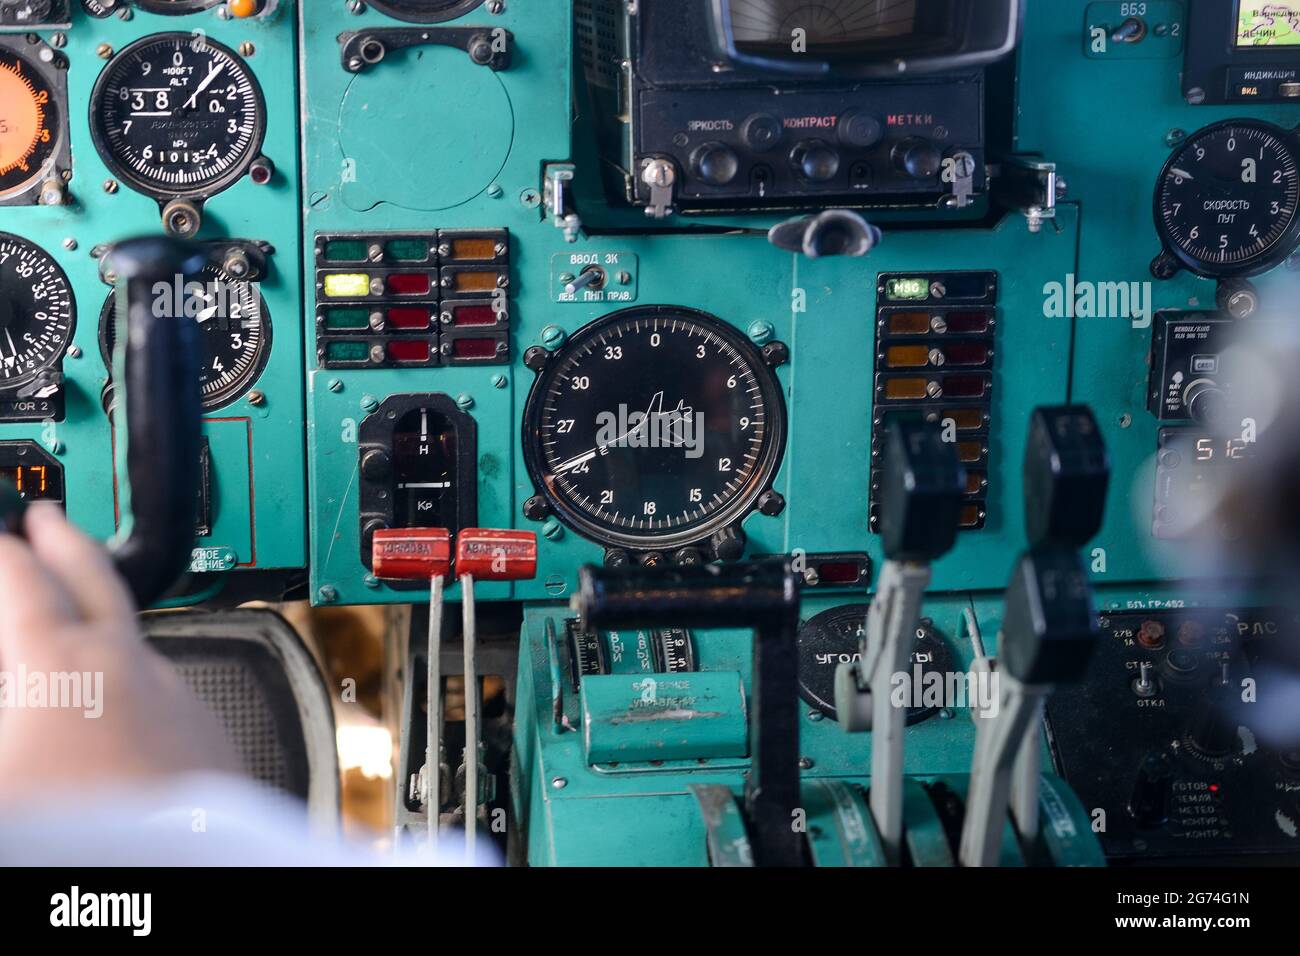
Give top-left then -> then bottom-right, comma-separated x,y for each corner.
363,574 -> 380,589
490,372 -> 508,389
328,378 -> 343,393
551,777 -> 567,790
317,586 -> 338,604
747,320 -> 774,345
96,43 -> 113,60
247,390 -> 266,407
103,179 -> 119,194
361,394 -> 379,413
540,325 -> 567,349
542,518 -> 564,540
455,393 -> 474,411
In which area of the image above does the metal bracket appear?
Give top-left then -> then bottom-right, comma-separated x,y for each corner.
543,163 -> 582,242
992,155 -> 1059,232
339,27 -> 513,74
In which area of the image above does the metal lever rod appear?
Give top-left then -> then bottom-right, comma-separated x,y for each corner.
862,559 -> 931,860
959,673 -> 1049,866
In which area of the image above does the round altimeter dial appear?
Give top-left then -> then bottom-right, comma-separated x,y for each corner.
0,45 -> 62,199
100,261 -> 271,411
523,306 -> 787,551
0,233 -> 75,391
90,32 -> 266,200
1154,119 -> 1300,278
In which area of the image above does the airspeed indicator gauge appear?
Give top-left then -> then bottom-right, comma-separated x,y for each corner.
1153,119 -> 1300,279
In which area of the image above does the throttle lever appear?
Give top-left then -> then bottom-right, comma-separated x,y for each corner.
104,237 -> 208,608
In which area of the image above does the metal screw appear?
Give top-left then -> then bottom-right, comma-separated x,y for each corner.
807,710 -> 824,722
542,518 -> 563,541
363,574 -> 380,589
247,390 -> 266,407
487,0 -> 505,12
317,586 -> 338,604
67,345 -> 82,359
1165,128 -> 1186,147
455,393 -> 474,411
361,394 -> 379,413
51,33 -> 67,49
347,0 -> 366,12
1119,413 -> 1132,428
520,188 -> 541,208
925,381 -> 943,398
490,372 -> 508,389
747,320 -> 774,345
328,378 -> 343,393
617,271 -> 631,285
641,157 -> 676,188
486,182 -> 503,198
62,237 -> 77,251
798,757 -> 814,770
551,777 -> 567,790
540,325 -> 567,349
96,43 -> 113,60
103,179 -> 119,194
1184,88 -> 1206,105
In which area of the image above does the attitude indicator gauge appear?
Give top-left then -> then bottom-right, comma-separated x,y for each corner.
1153,119 -> 1300,279
90,33 -> 267,204
523,306 -> 786,556
0,234 -> 75,419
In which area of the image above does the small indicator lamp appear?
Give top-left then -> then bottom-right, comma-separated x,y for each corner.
227,0 -> 262,18
324,273 -> 372,298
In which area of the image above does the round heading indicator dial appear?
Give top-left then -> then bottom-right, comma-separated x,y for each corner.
523,306 -> 786,551
0,233 -> 75,391
0,47 -> 60,198
1154,119 -> 1300,278
90,32 -> 266,200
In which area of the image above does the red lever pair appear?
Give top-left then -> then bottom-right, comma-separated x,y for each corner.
370,527 -> 537,859
371,527 -> 537,581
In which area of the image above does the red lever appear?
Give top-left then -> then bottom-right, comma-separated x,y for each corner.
371,528 -> 453,580
454,528 -> 538,580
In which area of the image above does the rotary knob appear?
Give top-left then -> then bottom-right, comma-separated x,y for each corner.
892,137 -> 943,179
1182,378 -> 1225,425
741,113 -> 783,153
837,110 -> 883,149
790,140 -> 841,182
690,142 -> 740,186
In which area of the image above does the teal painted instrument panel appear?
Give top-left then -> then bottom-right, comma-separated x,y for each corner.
1,2 -> 305,578
301,0 -> 1300,607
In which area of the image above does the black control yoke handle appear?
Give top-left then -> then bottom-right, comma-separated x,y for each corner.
104,237 -> 207,608
574,559 -> 806,867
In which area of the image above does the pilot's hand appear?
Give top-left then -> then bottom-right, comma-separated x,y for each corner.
0,502 -> 239,803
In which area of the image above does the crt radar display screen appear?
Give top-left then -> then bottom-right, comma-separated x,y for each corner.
1235,3 -> 1300,47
